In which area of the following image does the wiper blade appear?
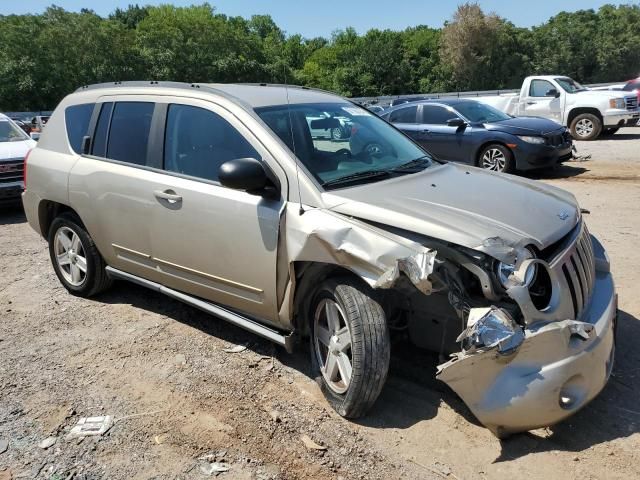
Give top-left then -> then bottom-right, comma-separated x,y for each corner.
389,156 -> 431,172
322,169 -> 392,188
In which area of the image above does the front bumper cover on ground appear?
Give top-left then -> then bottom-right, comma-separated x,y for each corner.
437,270 -> 616,437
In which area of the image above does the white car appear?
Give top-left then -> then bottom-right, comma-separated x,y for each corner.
0,113 -> 36,204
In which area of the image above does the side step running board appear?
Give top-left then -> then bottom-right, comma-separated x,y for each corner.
105,266 -> 293,352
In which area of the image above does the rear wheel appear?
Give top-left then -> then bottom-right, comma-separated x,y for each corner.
48,213 -> 112,297
310,277 -> 390,418
478,144 -> 513,173
570,113 -> 602,141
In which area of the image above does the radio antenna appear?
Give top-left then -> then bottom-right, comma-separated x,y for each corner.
284,66 -> 305,215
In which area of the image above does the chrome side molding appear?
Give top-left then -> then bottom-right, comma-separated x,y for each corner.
105,266 -> 293,352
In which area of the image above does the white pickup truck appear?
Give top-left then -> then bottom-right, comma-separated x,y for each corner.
479,75 -> 640,140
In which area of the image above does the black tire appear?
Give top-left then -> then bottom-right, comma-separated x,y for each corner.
331,127 -> 344,141
478,144 -> 514,173
601,127 -> 619,136
310,277 -> 390,418
569,113 -> 602,141
48,212 -> 112,297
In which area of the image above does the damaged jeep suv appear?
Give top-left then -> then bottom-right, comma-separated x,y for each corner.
23,82 -> 617,436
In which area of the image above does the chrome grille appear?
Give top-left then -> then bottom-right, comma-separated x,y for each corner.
626,96 -> 639,111
557,223 -> 596,319
0,161 -> 24,183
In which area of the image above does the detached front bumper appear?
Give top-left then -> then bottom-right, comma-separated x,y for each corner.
514,142 -> 573,171
437,252 -> 616,437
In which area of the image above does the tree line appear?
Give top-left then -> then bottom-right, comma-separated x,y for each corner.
1,2 -> 639,110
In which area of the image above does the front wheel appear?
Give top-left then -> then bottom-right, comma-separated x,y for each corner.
48,213 -> 112,297
310,277 -> 390,418
478,144 -> 513,173
570,113 -> 602,141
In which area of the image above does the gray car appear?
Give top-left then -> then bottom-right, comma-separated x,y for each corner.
22,81 -> 617,437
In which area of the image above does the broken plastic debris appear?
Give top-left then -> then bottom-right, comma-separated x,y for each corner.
200,462 -> 230,476
223,345 -> 247,353
38,436 -> 57,449
456,307 -> 524,354
67,416 -> 113,438
300,434 -> 327,451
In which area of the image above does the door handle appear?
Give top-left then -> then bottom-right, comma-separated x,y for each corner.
154,189 -> 182,203
527,101 -> 537,105
420,129 -> 430,134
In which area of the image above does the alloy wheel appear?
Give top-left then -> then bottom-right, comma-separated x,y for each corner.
314,298 -> 353,394
54,226 -> 88,286
575,118 -> 594,138
481,148 -> 507,172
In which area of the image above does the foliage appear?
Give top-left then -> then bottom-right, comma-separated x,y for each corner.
0,2 -> 639,110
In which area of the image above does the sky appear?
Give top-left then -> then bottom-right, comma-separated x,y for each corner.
0,0 -> 637,37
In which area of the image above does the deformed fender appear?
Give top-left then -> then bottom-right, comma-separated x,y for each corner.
282,204 -> 436,294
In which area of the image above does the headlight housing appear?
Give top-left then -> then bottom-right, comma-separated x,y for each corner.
496,247 -> 537,288
609,98 -> 626,109
517,135 -> 546,144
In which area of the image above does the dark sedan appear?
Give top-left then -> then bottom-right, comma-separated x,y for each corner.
380,99 -> 573,173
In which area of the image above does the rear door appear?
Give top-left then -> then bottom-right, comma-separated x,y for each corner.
68,97 -> 168,284
520,79 -> 563,122
148,98 -> 285,323
416,104 -> 470,162
387,104 -> 420,139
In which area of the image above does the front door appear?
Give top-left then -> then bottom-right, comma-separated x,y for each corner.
521,79 -> 563,123
149,100 -> 285,323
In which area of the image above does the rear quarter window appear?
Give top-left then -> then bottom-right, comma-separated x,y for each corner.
65,103 -> 95,153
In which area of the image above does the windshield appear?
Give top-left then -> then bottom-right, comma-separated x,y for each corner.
555,77 -> 587,93
0,119 -> 29,142
255,102 -> 432,188
454,101 -> 511,123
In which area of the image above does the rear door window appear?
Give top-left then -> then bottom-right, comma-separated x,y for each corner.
163,104 -> 259,182
389,105 -> 417,123
65,103 -> 95,153
421,105 -> 455,125
104,102 -> 155,165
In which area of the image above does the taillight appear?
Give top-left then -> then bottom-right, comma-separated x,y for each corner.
23,149 -> 32,188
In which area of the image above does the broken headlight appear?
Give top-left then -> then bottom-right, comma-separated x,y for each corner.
456,307 -> 525,355
496,247 -> 537,288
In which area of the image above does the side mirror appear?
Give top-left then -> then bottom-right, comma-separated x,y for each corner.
30,132 -> 41,141
546,88 -> 560,98
447,117 -> 466,128
219,157 -> 279,198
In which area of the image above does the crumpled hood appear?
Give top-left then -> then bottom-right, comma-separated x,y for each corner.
483,117 -> 564,135
322,162 -> 580,257
0,139 -> 35,161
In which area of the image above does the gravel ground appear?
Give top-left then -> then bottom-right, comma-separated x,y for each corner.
1,128 -> 639,480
